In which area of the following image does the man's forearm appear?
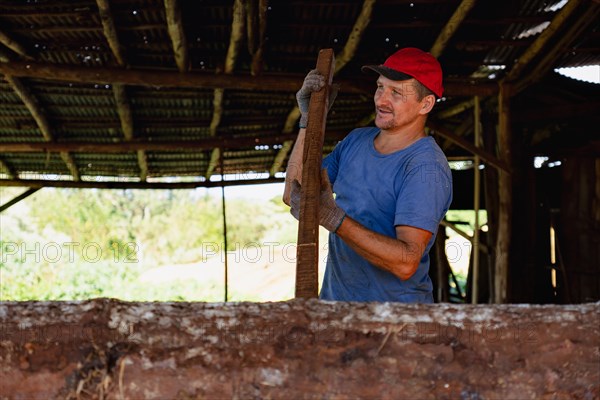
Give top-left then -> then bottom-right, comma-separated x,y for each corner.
335,216 -> 427,280
283,128 -> 306,205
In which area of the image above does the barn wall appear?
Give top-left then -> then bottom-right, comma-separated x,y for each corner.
0,299 -> 598,399
560,156 -> 600,303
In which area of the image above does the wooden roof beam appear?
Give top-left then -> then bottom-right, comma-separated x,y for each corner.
246,0 -> 268,76
0,29 -> 34,60
4,75 -> 81,181
0,60 -> 371,94
0,159 -> 16,179
164,0 -> 189,72
427,120 -> 510,173
436,98 -> 475,119
270,0 -> 375,177
513,2 -> 599,95
0,130 -> 349,153
504,0 -> 582,83
113,83 -> 149,181
96,0 -> 126,66
430,0 -> 477,57
96,2 -> 150,182
0,177 -> 286,190
206,0 -> 246,180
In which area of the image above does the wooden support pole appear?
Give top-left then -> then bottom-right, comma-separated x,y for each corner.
495,83 -> 513,304
295,49 -> 335,299
472,95 -> 481,304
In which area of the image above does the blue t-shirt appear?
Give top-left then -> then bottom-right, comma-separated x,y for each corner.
320,127 -> 452,303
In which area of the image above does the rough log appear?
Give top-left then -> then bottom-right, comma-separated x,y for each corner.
0,299 -> 598,399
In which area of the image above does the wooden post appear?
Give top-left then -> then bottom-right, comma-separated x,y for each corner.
495,83 -> 512,303
472,95 -> 481,304
295,49 -> 335,298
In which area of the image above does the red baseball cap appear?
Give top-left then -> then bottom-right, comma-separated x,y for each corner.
362,47 -> 444,98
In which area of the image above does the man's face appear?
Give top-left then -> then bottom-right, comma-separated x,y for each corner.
373,75 -> 427,132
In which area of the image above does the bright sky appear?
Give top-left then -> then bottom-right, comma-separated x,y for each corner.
555,65 -> 600,84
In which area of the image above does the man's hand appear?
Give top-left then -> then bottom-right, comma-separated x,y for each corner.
289,169 -> 346,232
296,70 -> 339,128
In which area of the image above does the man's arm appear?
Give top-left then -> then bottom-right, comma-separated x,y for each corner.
335,217 -> 432,281
289,170 -> 433,281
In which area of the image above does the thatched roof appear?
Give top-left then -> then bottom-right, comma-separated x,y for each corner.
1,0 -> 598,189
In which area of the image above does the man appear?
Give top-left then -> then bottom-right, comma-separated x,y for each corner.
283,47 -> 452,303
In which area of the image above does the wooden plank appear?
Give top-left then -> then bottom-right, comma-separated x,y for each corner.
295,49 -> 335,299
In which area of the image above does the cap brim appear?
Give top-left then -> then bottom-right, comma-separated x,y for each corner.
361,65 -> 413,82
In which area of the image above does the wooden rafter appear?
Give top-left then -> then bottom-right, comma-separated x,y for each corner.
430,0 -> 477,58
5,75 -> 52,141
0,177 -> 285,190
0,158 -> 16,179
247,0 -> 268,76
514,2 -> 599,94
206,0 -> 245,180
96,0 -> 126,66
504,0 -> 582,83
0,29 -> 34,60
5,75 -> 81,181
427,120 -> 510,173
334,0 -> 375,73
164,0 -> 189,72
0,131 -> 351,153
436,98 -> 475,119
0,60 -> 390,95
270,0 -> 375,177
60,152 -> 81,181
96,1 -> 150,182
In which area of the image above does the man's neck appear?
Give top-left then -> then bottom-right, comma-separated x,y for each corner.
374,127 -> 427,154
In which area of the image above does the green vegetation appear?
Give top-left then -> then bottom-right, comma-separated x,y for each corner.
0,186 -> 297,302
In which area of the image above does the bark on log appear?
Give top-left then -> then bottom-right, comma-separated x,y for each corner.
0,299 -> 598,399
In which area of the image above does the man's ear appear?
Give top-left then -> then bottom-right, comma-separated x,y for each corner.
419,94 -> 436,115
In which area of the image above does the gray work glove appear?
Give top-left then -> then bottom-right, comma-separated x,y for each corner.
289,169 -> 346,232
296,69 -> 339,128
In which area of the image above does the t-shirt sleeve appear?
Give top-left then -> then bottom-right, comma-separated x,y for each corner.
394,162 -> 452,234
